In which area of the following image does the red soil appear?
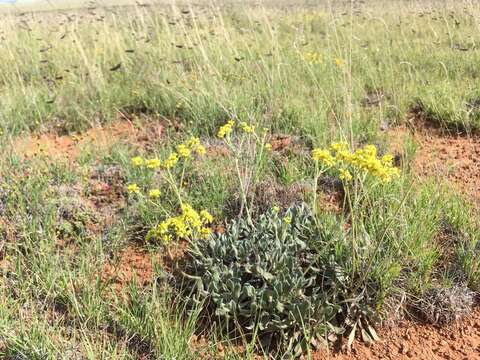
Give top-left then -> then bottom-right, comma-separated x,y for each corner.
14,119 -> 164,161
316,307 -> 480,360
101,241 -> 189,292
413,132 -> 479,205
388,121 -> 480,205
270,134 -> 294,152
102,245 -> 160,292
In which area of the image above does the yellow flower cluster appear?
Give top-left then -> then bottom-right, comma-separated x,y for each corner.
163,152 -> 179,169
147,204 -> 213,244
239,121 -> 255,134
339,168 -> 353,182
217,120 -> 257,139
127,183 -> 140,194
186,136 -> 206,155
217,120 -> 235,139
311,148 -> 335,166
131,156 -> 143,167
312,142 -> 400,183
146,158 -> 162,169
149,188 -> 161,199
335,58 -> 344,67
127,184 -> 162,198
176,144 -> 191,158
130,137 -> 205,170
303,52 -> 322,65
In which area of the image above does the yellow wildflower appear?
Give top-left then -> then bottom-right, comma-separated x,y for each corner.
217,120 -> 235,139
330,141 -> 348,152
131,156 -> 144,167
147,204 -> 215,243
239,121 -> 255,134
186,136 -> 200,148
272,205 -> 280,213
342,145 -> 400,182
127,183 -> 140,194
200,227 -> 212,239
181,203 -> 203,229
148,189 -> 161,199
335,58 -> 344,67
336,149 -> 354,162
200,209 -> 213,224
339,168 -> 353,182
265,143 -> 273,151
195,144 -> 206,156
363,144 -> 377,157
176,144 -> 191,158
304,52 -> 321,65
146,158 -> 162,169
311,148 -> 335,167
381,154 -> 394,166
163,153 -> 179,169
283,216 -> 292,224
184,136 -> 206,155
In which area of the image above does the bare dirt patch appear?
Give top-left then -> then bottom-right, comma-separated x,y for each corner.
102,245 -> 160,292
413,133 -> 479,204
14,120 -> 164,162
387,118 -> 480,205
317,306 -> 480,360
101,241 -> 189,293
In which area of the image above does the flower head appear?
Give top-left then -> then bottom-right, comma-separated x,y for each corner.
181,203 -> 203,228
339,168 -> 353,182
148,188 -> 161,199
200,210 -> 213,224
182,136 -> 206,156
195,144 -> 206,156
304,52 -> 321,64
176,144 -> 191,158
381,154 -> 394,166
131,156 -> 144,167
127,183 -> 140,194
239,121 -> 255,134
163,153 -> 179,169
146,158 -> 161,169
200,226 -> 212,239
330,141 -> 348,152
311,148 -> 335,167
186,136 -> 200,148
217,120 -> 235,139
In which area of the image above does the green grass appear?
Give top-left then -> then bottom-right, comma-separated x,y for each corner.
1,0 -> 480,137
0,0 -> 479,358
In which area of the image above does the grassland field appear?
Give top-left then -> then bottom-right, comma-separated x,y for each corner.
0,0 -> 479,359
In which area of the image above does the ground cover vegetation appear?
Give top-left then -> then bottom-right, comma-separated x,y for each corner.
0,0 -> 479,359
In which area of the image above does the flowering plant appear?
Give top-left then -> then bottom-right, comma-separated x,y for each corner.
311,141 -> 400,213
310,141 -> 401,276
127,136 -> 212,244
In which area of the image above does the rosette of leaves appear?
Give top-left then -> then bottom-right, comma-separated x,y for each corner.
184,204 -> 340,354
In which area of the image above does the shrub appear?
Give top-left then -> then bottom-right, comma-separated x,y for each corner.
185,204 -> 338,354
413,285 -> 474,325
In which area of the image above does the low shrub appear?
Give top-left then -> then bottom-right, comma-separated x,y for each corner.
413,285 -> 474,325
184,204 -> 340,354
